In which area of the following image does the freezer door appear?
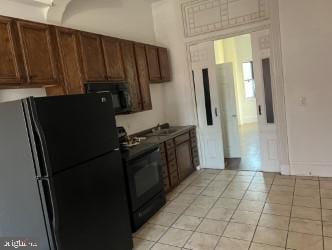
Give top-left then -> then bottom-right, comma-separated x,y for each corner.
50,151 -> 132,250
29,93 -> 119,175
0,100 -> 51,249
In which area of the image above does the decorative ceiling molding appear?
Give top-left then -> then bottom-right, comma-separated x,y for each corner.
46,0 -> 72,24
181,0 -> 270,38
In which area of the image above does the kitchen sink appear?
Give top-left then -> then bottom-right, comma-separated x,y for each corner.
146,128 -> 180,136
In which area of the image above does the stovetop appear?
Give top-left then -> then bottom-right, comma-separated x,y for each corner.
120,142 -> 159,161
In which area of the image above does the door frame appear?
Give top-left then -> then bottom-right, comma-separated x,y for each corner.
184,1 -> 290,174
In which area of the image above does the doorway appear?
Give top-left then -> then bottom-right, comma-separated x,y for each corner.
214,34 -> 261,171
190,29 -> 279,172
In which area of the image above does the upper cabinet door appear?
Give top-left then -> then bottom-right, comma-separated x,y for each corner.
134,43 -> 152,111
120,40 -> 142,112
79,32 -> 107,82
101,36 -> 126,81
158,47 -> 171,82
145,45 -> 161,82
16,21 -> 60,85
0,17 -> 25,85
56,28 -> 84,94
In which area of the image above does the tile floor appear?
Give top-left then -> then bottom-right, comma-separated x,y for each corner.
133,169 -> 332,250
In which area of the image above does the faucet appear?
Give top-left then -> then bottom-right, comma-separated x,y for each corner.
152,123 -> 161,133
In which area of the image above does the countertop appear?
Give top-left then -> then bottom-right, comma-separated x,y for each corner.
139,125 -> 196,145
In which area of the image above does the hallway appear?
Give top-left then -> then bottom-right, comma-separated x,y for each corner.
226,123 -> 261,171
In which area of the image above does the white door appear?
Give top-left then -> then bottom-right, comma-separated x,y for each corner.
190,41 -> 225,169
216,63 -> 241,158
251,30 -> 279,172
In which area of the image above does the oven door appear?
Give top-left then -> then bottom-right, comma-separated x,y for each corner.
126,149 -> 164,212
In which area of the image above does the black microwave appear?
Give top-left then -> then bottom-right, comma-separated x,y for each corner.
85,82 -> 132,114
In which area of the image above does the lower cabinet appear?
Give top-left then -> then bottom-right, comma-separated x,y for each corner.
160,128 -> 198,193
176,140 -> 193,181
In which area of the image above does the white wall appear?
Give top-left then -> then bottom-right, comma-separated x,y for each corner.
279,0 -> 332,176
152,0 -> 196,126
0,0 -> 166,135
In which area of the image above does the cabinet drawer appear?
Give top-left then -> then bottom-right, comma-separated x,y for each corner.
161,152 -> 167,165
165,139 -> 175,150
159,143 -> 165,153
175,132 -> 190,145
166,147 -> 176,161
170,171 -> 179,186
193,157 -> 200,167
192,147 -> 199,157
168,160 -> 178,174
163,177 -> 170,192
162,164 -> 168,177
190,129 -> 196,138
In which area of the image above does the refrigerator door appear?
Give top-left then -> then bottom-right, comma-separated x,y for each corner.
49,151 -> 132,250
0,101 -> 52,249
28,93 -> 119,175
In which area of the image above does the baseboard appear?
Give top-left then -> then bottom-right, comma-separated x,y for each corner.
290,161 -> 332,177
280,164 -> 290,175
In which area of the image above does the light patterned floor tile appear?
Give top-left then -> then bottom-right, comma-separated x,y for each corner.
184,232 -> 219,250
249,243 -> 284,250
149,212 -> 179,227
158,228 -> 192,247
183,205 -> 210,218
293,196 -> 321,208
172,215 -> 202,231
323,209 -> 332,222
287,232 -> 323,250
151,243 -> 182,250
258,214 -> 289,230
214,198 -> 241,209
133,238 -> 155,250
223,222 -> 256,241
324,222 -> 332,237
135,224 -> 168,241
253,226 -> 287,247
263,203 -> 292,216
206,207 -> 234,221
322,198 -> 332,209
215,237 -> 250,250
237,200 -> 265,213
289,218 -> 322,235
196,218 -> 228,236
291,206 -> 321,221
325,237 -> 332,250
231,210 -> 260,225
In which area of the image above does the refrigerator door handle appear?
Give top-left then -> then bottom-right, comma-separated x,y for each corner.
39,178 -> 59,249
27,98 -> 52,177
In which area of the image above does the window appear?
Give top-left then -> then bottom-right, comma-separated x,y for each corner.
242,61 -> 255,98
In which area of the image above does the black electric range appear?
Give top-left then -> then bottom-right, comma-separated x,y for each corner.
117,127 -> 166,231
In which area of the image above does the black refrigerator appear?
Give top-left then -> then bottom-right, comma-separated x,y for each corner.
0,93 -> 133,250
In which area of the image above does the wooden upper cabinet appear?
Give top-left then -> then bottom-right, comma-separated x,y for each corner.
55,27 -> 84,94
16,21 -> 60,86
158,47 -> 171,82
120,40 -> 142,112
0,17 -> 25,85
134,43 -> 152,111
145,45 -> 161,82
79,32 -> 107,82
101,36 -> 126,81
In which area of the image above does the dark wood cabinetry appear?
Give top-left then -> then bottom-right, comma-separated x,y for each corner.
53,27 -> 84,95
134,43 -> 152,111
0,15 -> 171,112
101,36 -> 126,81
16,21 -> 60,86
158,47 -> 171,82
0,17 -> 25,86
121,41 -> 142,112
79,32 -> 107,82
146,45 -> 161,82
159,128 -> 198,192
